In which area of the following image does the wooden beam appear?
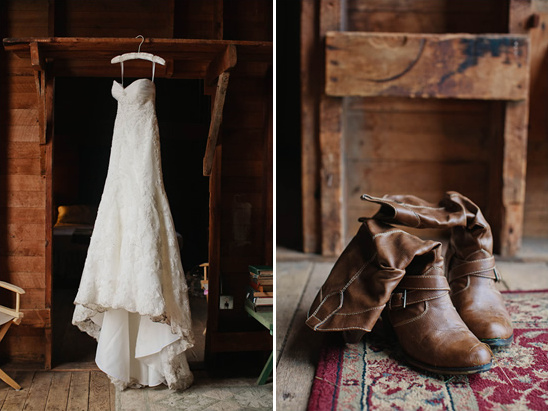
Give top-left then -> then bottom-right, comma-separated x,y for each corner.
205,144 -> 222,363
29,42 -> 44,71
319,0 -> 344,256
500,101 -> 529,256
301,0 -> 322,253
3,37 -> 272,63
498,0 -> 533,256
203,71 -> 230,176
205,44 -> 237,85
263,69 -> 273,265
325,32 -> 530,100
20,309 -> 51,328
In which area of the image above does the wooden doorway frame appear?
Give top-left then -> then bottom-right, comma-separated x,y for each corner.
5,38 -> 236,369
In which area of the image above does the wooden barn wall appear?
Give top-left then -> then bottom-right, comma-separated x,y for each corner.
338,0 -> 548,244
523,7 -> 548,237
0,0 -> 50,364
0,0 -> 272,364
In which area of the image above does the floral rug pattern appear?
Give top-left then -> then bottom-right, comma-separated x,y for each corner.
308,290 -> 548,411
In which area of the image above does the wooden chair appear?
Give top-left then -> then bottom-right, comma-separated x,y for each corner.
0,281 -> 25,390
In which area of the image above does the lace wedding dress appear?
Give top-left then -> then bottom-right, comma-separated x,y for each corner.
72,76 -> 194,390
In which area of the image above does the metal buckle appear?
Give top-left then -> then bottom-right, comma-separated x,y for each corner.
402,289 -> 407,309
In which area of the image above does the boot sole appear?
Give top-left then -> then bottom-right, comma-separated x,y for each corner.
481,334 -> 513,348
404,354 -> 492,375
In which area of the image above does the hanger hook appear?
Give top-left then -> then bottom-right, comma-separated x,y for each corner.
136,35 -> 145,53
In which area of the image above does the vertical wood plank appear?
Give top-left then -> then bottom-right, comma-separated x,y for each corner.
205,144 -> 222,363
523,10 -> 548,237
499,0 -> 532,256
276,262 -> 333,410
44,73 -> 54,370
44,372 -> 70,411
88,371 -> 111,411
500,101 -> 529,256
0,371 -> 13,407
2,371 -> 34,411
203,72 -> 230,176
263,71 -> 273,265
109,378 -> 116,411
66,372 -> 90,411
487,101 -> 505,251
301,0 -> 322,253
21,371 -> 52,411
319,0 -> 344,256
276,261 -> 314,362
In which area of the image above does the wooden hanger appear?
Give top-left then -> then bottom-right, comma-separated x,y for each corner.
111,35 -> 166,66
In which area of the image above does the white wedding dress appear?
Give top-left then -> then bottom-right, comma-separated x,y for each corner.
72,75 -> 194,391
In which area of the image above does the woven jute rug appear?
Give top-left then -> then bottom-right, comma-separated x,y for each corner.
308,290 -> 548,411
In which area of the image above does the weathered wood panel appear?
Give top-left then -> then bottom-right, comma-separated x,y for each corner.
318,0 -> 344,257
174,0 -> 221,39
496,0 -> 531,255
44,372 -> 71,410
2,1 -> 58,367
325,32 -> 529,100
1,371 -> 35,408
523,10 -> 548,237
300,0 -> 322,254
59,0 -> 173,38
2,0 -> 49,38
346,0 -> 508,34
223,0 -> 273,41
1,159 -> 41,176
88,371 -> 112,411
20,371 -> 52,410
6,273 -> 45,290
0,239 -> 45,257
2,327 -> 45,363
345,111 -> 490,162
66,371 -> 90,411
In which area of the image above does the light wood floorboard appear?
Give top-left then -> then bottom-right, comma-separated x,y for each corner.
0,371 -> 114,411
276,261 -> 333,411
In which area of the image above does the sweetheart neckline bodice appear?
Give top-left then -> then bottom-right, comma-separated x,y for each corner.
113,78 -> 155,91
112,78 -> 156,102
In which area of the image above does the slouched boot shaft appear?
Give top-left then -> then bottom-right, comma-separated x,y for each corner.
306,219 -> 439,335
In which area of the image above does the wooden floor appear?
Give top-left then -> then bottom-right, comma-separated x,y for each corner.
276,237 -> 548,410
0,370 -> 115,411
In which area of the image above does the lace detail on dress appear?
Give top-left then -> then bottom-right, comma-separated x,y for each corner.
72,78 -> 194,391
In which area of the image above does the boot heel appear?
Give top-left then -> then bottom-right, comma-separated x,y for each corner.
343,330 -> 366,344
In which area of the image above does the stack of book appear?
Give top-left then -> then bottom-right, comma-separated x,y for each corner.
247,265 -> 273,311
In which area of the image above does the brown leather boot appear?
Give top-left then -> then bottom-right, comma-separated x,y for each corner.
363,191 -> 513,347
385,244 -> 492,374
306,218 -> 492,374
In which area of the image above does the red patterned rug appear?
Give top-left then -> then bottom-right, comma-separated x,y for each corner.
308,290 -> 548,411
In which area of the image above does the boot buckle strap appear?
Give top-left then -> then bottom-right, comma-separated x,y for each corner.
449,256 -> 497,282
397,275 -> 451,290
389,289 -> 449,310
